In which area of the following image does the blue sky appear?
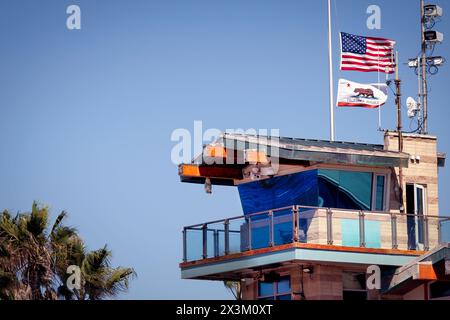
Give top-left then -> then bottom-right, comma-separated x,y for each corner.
0,0 -> 449,299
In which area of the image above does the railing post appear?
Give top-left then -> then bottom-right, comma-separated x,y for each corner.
359,211 -> 366,248
224,219 -> 230,255
182,228 -> 187,262
326,208 -> 333,245
293,206 -> 299,243
423,216 -> 429,251
438,220 -> 442,245
213,230 -> 219,257
246,216 -> 252,251
391,213 -> 398,249
268,211 -> 274,247
202,224 -> 208,259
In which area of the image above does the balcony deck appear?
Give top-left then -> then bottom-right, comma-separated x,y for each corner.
181,206 -> 450,280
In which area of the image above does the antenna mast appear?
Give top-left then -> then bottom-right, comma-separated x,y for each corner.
408,1 -> 444,134
420,0 -> 428,134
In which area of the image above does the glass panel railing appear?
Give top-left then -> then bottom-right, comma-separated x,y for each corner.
249,212 -> 271,250
207,222 -> 225,258
185,227 -> 203,262
228,217 -> 245,254
440,219 -> 450,244
273,208 -> 293,246
330,209 -> 392,249
182,207 -> 450,263
364,211 -> 392,249
298,207 -> 323,244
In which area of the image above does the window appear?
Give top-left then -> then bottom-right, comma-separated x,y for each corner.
258,275 -> 291,300
373,174 -> 387,211
318,170 -> 373,210
406,184 -> 427,250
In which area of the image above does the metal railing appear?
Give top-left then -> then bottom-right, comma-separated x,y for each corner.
182,205 -> 450,263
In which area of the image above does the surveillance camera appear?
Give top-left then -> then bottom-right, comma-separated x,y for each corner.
424,30 -> 444,43
424,4 -> 443,18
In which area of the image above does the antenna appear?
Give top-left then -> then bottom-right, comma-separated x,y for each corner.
407,1 -> 445,134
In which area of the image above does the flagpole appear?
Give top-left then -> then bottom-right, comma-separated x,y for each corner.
327,0 -> 335,141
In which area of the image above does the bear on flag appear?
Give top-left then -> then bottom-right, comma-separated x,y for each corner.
337,79 -> 388,108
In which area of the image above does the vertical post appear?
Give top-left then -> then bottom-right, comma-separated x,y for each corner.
438,220 -> 442,245
359,211 -> 366,248
293,206 -> 299,243
417,55 -> 423,129
391,213 -> 398,249
326,208 -> 333,245
247,217 -> 252,251
182,228 -> 187,262
202,224 -> 208,259
395,51 -> 405,214
327,0 -> 335,141
224,219 -> 230,255
421,0 -> 428,134
213,230 -> 219,257
268,211 -> 274,247
423,216 -> 429,251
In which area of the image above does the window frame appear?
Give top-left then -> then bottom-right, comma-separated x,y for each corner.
371,173 -> 390,212
318,166 -> 391,212
257,275 -> 291,300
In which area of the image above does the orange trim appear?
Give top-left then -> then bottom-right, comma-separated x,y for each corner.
418,264 -> 438,280
180,242 -> 424,268
245,150 -> 269,164
205,145 -> 227,158
180,164 -> 201,177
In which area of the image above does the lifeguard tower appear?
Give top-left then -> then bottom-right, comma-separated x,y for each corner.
178,132 -> 450,300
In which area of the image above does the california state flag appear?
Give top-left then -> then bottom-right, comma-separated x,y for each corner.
337,79 -> 388,108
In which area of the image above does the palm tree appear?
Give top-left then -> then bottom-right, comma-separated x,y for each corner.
0,203 -> 61,299
55,243 -> 136,300
0,202 -> 135,300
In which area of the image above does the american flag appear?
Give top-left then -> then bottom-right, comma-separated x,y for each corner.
340,32 -> 396,74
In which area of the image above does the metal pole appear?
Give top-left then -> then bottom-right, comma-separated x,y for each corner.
327,0 -> 335,141
395,51 -> 405,214
213,230 -> 219,257
246,217 -> 252,251
421,0 -> 428,134
269,211 -> 274,247
202,224 -> 208,259
182,228 -> 187,262
326,208 -> 333,245
359,211 -> 366,248
293,206 -> 299,243
417,56 -> 422,129
423,216 -> 429,251
224,219 -> 230,255
391,214 -> 398,249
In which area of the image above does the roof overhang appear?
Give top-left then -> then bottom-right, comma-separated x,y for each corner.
179,133 -> 410,185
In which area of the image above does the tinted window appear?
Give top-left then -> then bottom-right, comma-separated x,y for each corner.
375,175 -> 385,211
318,169 -> 373,210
